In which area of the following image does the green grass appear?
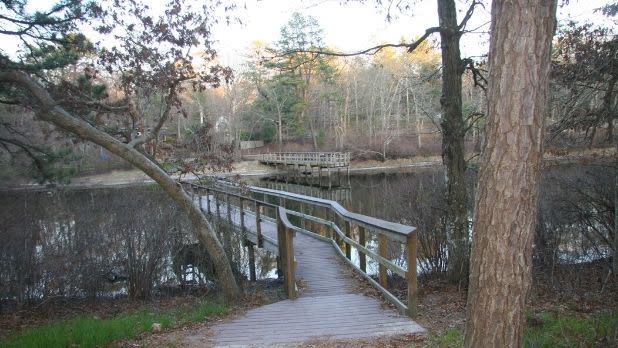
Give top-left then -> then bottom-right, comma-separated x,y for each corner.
0,301 -> 227,348
423,310 -> 618,348
425,327 -> 464,348
524,310 -> 618,348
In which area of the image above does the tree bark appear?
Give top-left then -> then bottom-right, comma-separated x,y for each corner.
1,71 -> 241,302
465,1 -> 556,347
437,0 -> 470,284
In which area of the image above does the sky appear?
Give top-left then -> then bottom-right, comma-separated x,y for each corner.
7,0 -> 615,70
211,0 -> 614,69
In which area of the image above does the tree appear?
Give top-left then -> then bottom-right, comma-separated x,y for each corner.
0,0 -> 240,301
269,12 -> 334,150
464,1 -> 557,347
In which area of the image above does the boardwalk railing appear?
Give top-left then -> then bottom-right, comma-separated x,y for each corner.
182,180 -> 418,317
201,179 -> 418,317
181,181 -> 297,299
248,186 -> 418,317
259,152 -> 351,168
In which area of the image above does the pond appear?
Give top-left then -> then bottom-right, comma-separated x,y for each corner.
0,162 -> 613,308
255,163 -> 614,275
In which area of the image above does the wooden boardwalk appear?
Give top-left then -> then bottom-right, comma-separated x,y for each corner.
182,194 -> 425,347
259,152 -> 351,168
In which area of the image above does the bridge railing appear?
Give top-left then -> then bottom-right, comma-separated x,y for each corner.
260,152 -> 351,167
248,185 -> 418,317
180,181 -> 297,299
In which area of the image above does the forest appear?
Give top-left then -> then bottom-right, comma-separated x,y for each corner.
0,0 -> 616,347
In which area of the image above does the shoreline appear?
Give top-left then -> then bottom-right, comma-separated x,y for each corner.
1,148 -> 614,191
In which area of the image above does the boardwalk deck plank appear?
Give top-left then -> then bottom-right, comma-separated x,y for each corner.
184,195 -> 424,347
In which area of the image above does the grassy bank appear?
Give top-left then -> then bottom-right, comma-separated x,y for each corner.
0,301 -> 227,348
426,310 -> 618,348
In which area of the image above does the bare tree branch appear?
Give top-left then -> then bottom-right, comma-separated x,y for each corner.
458,0 -> 483,31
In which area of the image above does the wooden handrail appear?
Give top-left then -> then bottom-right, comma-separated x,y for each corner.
249,186 -> 415,242
259,152 -> 351,167
180,181 -> 296,298
247,185 -> 418,317
181,180 -> 417,317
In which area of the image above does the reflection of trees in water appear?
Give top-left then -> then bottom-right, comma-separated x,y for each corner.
259,165 -> 614,281
0,186 -> 252,307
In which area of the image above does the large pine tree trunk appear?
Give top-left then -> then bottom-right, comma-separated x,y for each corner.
3,71 -> 241,302
437,0 -> 470,284
464,1 -> 556,347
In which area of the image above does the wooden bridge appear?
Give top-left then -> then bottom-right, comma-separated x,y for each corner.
258,152 -> 351,188
259,152 -> 351,168
180,181 -> 424,346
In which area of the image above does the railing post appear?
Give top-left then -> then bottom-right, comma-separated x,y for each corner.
358,226 -> 367,273
239,197 -> 245,235
215,191 -> 220,218
225,192 -> 231,223
379,234 -> 388,288
255,201 -> 263,247
406,232 -> 418,317
344,220 -> 352,260
198,187 -> 204,213
246,240 -> 256,282
206,188 -> 211,214
277,207 -> 296,299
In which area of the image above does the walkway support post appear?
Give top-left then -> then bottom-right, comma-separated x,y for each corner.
344,220 -> 352,260
406,232 -> 418,317
215,191 -> 220,219
379,234 -> 388,288
255,201 -> 263,247
358,226 -> 367,272
226,192 -> 232,223
206,188 -> 211,214
246,240 -> 257,282
277,207 -> 297,299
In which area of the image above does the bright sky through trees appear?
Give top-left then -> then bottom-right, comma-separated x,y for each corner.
7,0 -> 613,70
212,0 -> 612,69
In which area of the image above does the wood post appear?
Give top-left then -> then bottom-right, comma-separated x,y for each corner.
344,220 -> 352,260
406,232 -> 418,317
239,198 -> 245,234
337,167 -> 341,187
215,192 -> 220,219
255,201 -> 263,247
379,234 -> 388,288
225,192 -> 231,223
247,241 -> 256,282
328,168 -> 332,189
277,208 -> 296,299
358,226 -> 367,273
206,188 -> 211,214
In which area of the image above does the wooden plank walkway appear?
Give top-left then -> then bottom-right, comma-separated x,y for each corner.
183,195 -> 425,347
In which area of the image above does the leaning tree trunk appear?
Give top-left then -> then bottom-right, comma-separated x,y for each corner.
464,1 -> 556,347
437,0 -> 470,284
2,71 -> 240,302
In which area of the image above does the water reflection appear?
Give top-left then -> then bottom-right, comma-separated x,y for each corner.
0,186 -> 278,308
256,163 -> 614,276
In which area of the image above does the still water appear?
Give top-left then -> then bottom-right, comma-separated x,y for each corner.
0,163 -> 612,305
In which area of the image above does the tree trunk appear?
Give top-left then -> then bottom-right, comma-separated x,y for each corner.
614,107 -> 618,274
437,0 -> 469,284
3,71 -> 240,302
464,2 -> 556,347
